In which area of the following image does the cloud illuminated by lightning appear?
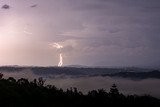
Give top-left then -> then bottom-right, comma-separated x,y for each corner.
23,30 -> 33,35
52,43 -> 63,67
53,43 -> 63,49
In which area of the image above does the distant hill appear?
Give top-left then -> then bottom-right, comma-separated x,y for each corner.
0,66 -> 159,79
65,65 -> 89,68
0,66 -> 153,74
102,70 -> 160,79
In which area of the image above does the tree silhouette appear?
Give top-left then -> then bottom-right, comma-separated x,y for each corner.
17,78 -> 29,84
7,77 -> 16,83
0,72 -> 3,79
37,77 -> 45,86
109,83 -> 119,95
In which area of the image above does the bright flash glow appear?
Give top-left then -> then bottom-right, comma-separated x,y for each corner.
53,43 -> 63,49
58,53 -> 63,67
23,30 -> 33,35
53,43 -> 63,67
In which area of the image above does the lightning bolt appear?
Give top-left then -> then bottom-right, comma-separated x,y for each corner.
52,43 -> 63,67
58,53 -> 63,67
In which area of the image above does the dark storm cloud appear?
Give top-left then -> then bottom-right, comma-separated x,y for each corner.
1,4 -> 10,9
63,0 -> 160,66
30,4 -> 37,8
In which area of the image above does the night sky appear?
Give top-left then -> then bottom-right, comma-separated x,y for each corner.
0,0 -> 160,67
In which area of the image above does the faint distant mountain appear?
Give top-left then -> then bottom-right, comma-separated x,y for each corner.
65,65 -> 89,68
102,70 -> 160,79
0,66 -> 155,77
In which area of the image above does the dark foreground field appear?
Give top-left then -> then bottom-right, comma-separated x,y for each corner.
0,73 -> 159,107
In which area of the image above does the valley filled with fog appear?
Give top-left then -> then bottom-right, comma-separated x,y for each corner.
1,67 -> 160,98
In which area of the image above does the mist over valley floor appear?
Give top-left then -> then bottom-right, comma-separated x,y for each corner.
1,66 -> 160,98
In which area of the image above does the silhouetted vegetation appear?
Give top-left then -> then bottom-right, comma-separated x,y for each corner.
0,73 -> 159,107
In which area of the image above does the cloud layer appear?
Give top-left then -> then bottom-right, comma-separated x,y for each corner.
0,0 -> 160,67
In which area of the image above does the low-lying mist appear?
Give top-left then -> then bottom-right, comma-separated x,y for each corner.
1,69 -> 160,98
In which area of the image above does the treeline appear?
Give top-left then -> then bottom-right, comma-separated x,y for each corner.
0,73 -> 159,107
